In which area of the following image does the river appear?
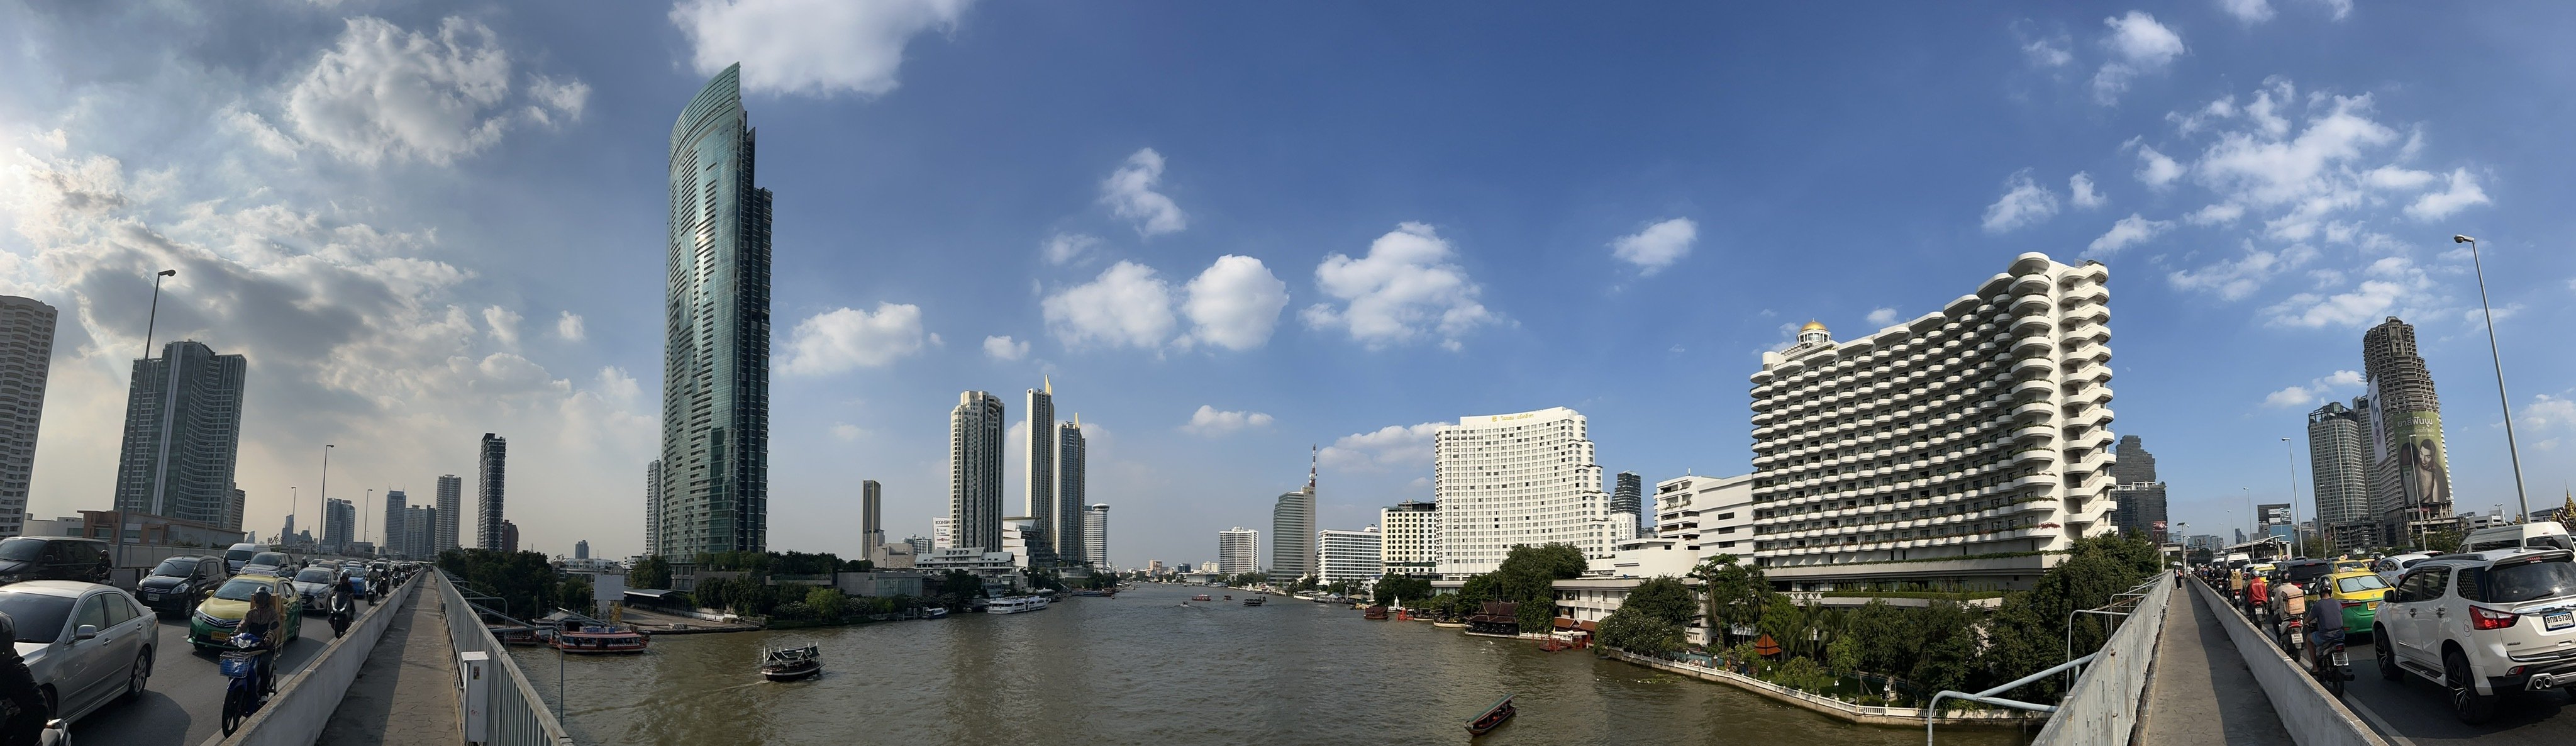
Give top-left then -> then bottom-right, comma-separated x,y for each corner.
515,583 -> 2036,745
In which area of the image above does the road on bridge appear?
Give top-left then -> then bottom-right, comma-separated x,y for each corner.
2335,637 -> 2576,745
70,602 -> 349,745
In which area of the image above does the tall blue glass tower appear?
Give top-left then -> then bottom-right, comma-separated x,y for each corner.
661,64 -> 771,558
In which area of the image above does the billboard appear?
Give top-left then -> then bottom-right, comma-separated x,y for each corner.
2385,411 -> 2453,510
2258,503 -> 2292,526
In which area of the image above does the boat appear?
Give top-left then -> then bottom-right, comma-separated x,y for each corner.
491,625 -> 545,646
550,624 -> 650,654
760,644 -> 822,681
1465,693 -> 1516,736
922,607 -> 950,619
1363,605 -> 1389,620
986,596 -> 1050,614
1191,594 -> 1213,601
1243,596 -> 1266,606
1223,594 -> 1232,600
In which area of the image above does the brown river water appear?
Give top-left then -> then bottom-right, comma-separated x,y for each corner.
513,582 -> 2035,745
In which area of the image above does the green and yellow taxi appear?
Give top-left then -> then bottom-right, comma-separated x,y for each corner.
188,574 -> 304,649
2315,569 -> 2389,638
2332,559 -> 2371,574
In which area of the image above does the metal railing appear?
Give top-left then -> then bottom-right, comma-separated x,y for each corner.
438,571 -> 575,745
2029,572 -> 2176,745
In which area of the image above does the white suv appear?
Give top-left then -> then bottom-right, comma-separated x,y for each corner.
2374,548 -> 2576,723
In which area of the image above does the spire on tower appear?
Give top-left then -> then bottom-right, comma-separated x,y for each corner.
1043,375 -> 1052,395
1307,445 -> 1318,493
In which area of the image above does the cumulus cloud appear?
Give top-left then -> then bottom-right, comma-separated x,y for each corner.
1043,261 -> 1177,349
279,17 -> 580,165
831,423 -> 865,441
780,302 -> 928,374
2522,394 -> 2576,432
1181,255 -> 1288,350
2136,145 -> 2186,187
2404,169 -> 2491,221
2023,36 -> 2074,68
2085,213 -> 2174,257
2069,172 -> 2106,208
553,310 -> 584,342
1180,405 -> 1274,437
669,0 -> 972,97
2261,369 -> 2365,408
482,306 -> 522,348
1301,223 -> 1497,350
981,335 -> 1028,361
2168,243 -> 2315,301
1317,422 -> 1443,470
1981,170 -> 2059,233
2218,0 -> 2275,24
1101,148 -> 1185,237
2090,11 -> 2186,105
1866,308 -> 1900,325
1041,232 -> 1097,265
1608,218 -> 1697,276
2260,257 -> 2434,328
2185,203 -> 2245,225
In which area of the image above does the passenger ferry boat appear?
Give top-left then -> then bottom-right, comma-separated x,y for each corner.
549,624 -> 650,654
985,596 -> 1050,614
1191,594 -> 1213,601
760,643 -> 823,681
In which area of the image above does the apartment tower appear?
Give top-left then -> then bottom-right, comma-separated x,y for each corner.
1082,503 -> 1108,567
2360,317 -> 2455,543
1056,418 -> 1088,565
660,64 -> 773,559
477,433 -> 506,549
1218,527 -> 1260,574
112,340 -> 247,528
1377,501 -> 1438,577
2107,435 -> 2168,542
643,459 -> 663,557
2307,400 -> 2376,549
950,391 -> 1006,553
1023,381 -> 1057,560
1272,451 -> 1318,579
860,479 -> 884,562
382,490 -> 408,558
435,474 -> 462,552
0,297 -> 56,537
1432,408 -> 1614,578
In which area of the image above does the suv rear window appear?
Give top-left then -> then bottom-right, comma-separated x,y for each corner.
2485,560 -> 2576,604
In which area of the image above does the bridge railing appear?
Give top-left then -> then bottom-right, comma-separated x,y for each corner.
216,571 -> 423,746
2029,572 -> 2174,745
438,571 -> 575,746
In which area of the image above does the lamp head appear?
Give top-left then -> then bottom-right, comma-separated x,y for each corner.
157,269 -> 177,277
2453,235 -> 2475,243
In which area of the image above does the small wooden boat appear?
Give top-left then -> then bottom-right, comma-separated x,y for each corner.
1465,693 -> 1516,735
1223,594 -> 1232,600
761,643 -> 821,681
1363,605 -> 1389,620
922,607 -> 950,619
1243,596 -> 1266,606
1191,594 -> 1213,601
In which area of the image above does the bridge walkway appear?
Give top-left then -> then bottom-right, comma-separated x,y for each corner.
2135,581 -> 2292,745
318,574 -> 464,745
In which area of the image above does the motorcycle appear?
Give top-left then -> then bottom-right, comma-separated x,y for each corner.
219,633 -> 269,736
2309,625 -> 2351,696
328,594 -> 355,638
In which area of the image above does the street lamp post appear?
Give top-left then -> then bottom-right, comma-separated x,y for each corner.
364,488 -> 375,556
2455,235 -> 2531,523
318,444 -> 335,551
2282,438 -> 2302,556
111,269 -> 179,587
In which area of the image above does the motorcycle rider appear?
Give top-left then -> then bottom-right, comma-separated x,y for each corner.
2245,572 -> 2269,622
2306,582 -> 2347,674
2273,578 -> 2306,646
0,613 -> 48,746
327,577 -> 357,638
236,587 -> 286,694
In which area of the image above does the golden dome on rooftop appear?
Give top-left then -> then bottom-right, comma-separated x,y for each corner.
1799,320 -> 1828,332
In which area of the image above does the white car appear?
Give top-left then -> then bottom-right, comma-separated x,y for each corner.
0,581 -> 155,724
2374,552 -> 2440,588
2374,548 -> 2576,723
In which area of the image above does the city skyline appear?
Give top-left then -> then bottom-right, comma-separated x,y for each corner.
4,4 -> 2573,567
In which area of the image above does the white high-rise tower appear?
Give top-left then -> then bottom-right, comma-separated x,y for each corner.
1432,408 -> 1612,578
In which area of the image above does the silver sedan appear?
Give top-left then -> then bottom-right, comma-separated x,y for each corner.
0,581 -> 153,723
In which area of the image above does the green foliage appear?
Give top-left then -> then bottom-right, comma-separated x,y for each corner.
2416,529 -> 2463,554
438,548 -> 562,617
925,569 -> 987,609
839,559 -> 876,572
804,586 -> 848,619
1455,543 -> 1588,633
1374,576 -> 1434,606
1691,554 -> 1772,646
1022,567 -> 1066,592
1596,608 -> 1684,656
1289,576 -> 1320,593
629,555 -> 671,589
1080,572 -> 1119,591
1774,655 -> 1831,693
1621,577 -> 1699,629
1497,543 -> 1589,581
557,576 -> 594,611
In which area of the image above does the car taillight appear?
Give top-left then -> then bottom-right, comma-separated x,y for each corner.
2469,605 -> 2519,631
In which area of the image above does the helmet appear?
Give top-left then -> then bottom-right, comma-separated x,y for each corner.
253,587 -> 273,601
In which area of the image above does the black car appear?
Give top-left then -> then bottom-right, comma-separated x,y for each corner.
0,537 -> 111,586
135,555 -> 228,615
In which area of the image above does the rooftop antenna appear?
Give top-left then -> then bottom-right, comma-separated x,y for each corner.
1308,445 -> 1318,493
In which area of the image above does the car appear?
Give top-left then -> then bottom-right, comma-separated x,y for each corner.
0,537 -> 113,587
187,575 -> 305,650
2333,559 -> 2372,574
2374,548 -> 2576,723
2462,523 -> 2575,554
288,567 -> 342,605
133,557 -> 228,616
238,552 -> 292,578
222,543 -> 264,574
0,581 -> 154,725
2314,569 -> 2389,640
2374,552 -> 2441,588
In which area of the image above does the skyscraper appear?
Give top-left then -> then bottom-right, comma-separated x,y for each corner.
499,520 -> 520,553
1612,471 -> 1644,537
2307,399 -> 2376,549
1056,418 -> 1087,565
1378,501 -> 1438,577
950,391 -> 1006,553
404,506 -> 433,559
477,433 -> 506,549
660,63 -> 774,559
860,479 -> 884,562
0,297 -> 56,538
574,540 -> 589,560
1272,452 -> 1318,580
323,498 -> 354,553
113,340 -> 247,528
1433,409 -> 1613,578
1218,527 -> 1260,574
1024,381 -> 1056,559
2107,435 -> 2168,542
643,460 -> 663,557
1082,503 -> 1108,567
435,474 -> 462,552
382,490 -> 408,559
2360,317 -> 2454,543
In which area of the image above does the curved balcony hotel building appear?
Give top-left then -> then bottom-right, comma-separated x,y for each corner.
1747,253 -> 2116,591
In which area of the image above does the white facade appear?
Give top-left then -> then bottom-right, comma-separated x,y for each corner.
1653,474 -> 1755,555
931,518 -> 955,550
1748,253 -> 2116,590
1378,501 -> 1438,577
1218,527 -> 1259,574
1082,504 -> 1108,567
1316,527 -> 1384,585
1433,408 -> 1614,579
0,296 -> 54,539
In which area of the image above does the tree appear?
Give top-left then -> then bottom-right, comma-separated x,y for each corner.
1374,576 -> 1434,606
805,586 -> 848,619
1692,554 -> 1770,645
1596,607 -> 1684,657
557,576 -> 595,614
1621,577 -> 1698,629
630,555 -> 671,589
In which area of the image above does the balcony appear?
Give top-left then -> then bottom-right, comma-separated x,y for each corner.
2011,293 -> 2051,315
2012,424 -> 2056,442
2012,357 -> 2053,378
2010,447 -> 2056,465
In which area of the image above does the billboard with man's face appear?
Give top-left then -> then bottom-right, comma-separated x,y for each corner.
2386,411 -> 2453,509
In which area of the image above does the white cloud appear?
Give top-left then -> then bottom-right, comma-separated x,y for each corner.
2522,394 -> 2576,432
2260,257 -> 2433,328
1608,218 -> 1697,276
523,74 -> 590,128
2136,145 -> 2186,187
830,423 -> 865,441
1180,405 -> 1274,437
2023,37 -> 2074,68
2090,11 -> 2186,104
780,302 -> 928,374
981,335 -> 1028,361
2314,0 -> 2353,21
2404,168 -> 2491,221
1181,255 -> 1288,350
2260,369 -> 2365,408
2168,243 -> 2315,301
2069,172 -> 2106,208
1866,308 -> 1899,325
1043,260 -> 1176,349
1301,223 -> 1497,350
280,17 -> 548,165
553,310 -> 584,342
482,306 -> 521,348
2185,202 -> 2246,225
1041,232 -> 1097,265
1317,422 -> 1443,470
669,0 -> 972,97
2085,213 -> 2174,257
2218,0 -> 2275,24
1981,170 -> 2059,233
1100,148 -> 1185,237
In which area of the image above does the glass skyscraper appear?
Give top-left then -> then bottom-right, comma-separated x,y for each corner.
113,340 -> 247,528
660,64 -> 773,558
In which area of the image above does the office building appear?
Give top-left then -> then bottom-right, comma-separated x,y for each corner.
2307,400 -> 2378,549
499,520 -> 520,553
477,433 -> 507,549
2359,317 -> 2456,543
643,459 -> 663,557
902,535 -> 933,557
860,479 -> 884,563
1612,471 -> 1644,538
323,498 -> 354,553
403,506 -> 433,559
1378,501 -> 1438,577
1055,418 -> 1088,566
1317,527 -> 1383,585
0,296 -> 56,538
1024,381 -> 1057,560
1746,253 -> 2116,591
1432,408 -> 1614,578
112,340 -> 247,529
1218,527 -> 1259,575
435,474 -> 462,552
381,489 -> 408,559
1082,503 -> 1108,567
574,540 -> 589,560
1653,473 -> 1755,555
2107,436 -> 2168,542
226,488 -> 245,535
950,391 -> 1006,553
1272,451 -> 1319,579
660,64 -> 774,559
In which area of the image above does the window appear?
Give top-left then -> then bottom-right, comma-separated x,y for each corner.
71,594 -> 108,635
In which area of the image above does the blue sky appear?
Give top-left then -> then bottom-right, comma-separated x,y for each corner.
3,1 -> 2573,566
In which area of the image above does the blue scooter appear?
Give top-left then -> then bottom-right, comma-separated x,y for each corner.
218,633 -> 269,736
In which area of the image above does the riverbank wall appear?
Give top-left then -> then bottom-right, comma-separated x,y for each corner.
1608,650 -> 2045,728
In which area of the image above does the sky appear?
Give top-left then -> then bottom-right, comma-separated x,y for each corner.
4,1 -> 2575,568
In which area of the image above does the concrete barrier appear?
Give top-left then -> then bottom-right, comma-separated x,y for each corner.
1609,651 -> 2045,727
207,573 -> 425,746
2031,573 -> 2175,745
2184,577 -> 2392,746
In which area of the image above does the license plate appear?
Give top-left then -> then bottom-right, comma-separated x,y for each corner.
2332,651 -> 2349,666
2548,611 -> 2573,631
142,592 -> 158,600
